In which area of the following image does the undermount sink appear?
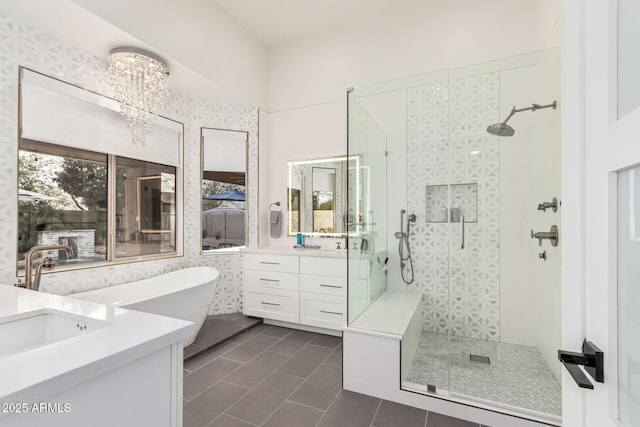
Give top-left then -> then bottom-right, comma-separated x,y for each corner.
0,309 -> 108,358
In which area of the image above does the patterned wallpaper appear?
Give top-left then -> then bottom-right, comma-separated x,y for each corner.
406,73 -> 501,341
0,15 -> 258,314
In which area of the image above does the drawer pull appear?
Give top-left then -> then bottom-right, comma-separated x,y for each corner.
320,284 -> 343,289
261,301 -> 281,306
260,261 -> 280,265
320,310 -> 344,316
260,278 -> 280,282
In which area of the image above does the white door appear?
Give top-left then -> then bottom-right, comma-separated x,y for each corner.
563,0 -> 640,426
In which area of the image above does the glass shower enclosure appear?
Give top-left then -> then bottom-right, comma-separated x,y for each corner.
346,49 -> 562,424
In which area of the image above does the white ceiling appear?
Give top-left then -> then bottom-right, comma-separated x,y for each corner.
215,0 -> 422,47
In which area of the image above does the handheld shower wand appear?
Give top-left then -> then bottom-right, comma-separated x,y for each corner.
395,209 -> 416,285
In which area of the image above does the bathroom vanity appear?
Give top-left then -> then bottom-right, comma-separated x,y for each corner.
0,286 -> 191,427
242,247 -> 347,336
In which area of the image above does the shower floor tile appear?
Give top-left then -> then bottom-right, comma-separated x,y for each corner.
404,331 -> 562,418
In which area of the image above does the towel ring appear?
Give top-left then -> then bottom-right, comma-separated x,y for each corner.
269,202 -> 281,210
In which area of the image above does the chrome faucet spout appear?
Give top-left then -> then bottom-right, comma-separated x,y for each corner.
22,245 -> 75,291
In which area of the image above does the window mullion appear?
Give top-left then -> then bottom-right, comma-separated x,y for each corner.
107,154 -> 116,262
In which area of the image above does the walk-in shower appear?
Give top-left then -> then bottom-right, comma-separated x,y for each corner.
346,48 -> 562,425
487,101 -> 557,136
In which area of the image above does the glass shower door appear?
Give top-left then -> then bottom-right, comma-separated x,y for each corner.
346,92 -> 387,325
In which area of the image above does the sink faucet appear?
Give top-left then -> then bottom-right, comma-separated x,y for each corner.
20,245 -> 75,291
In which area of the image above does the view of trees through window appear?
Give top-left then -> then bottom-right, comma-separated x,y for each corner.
18,142 -> 178,269
18,148 -> 108,266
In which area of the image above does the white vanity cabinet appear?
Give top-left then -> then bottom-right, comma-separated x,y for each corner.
299,256 -> 347,330
243,249 -> 347,334
243,253 -> 300,323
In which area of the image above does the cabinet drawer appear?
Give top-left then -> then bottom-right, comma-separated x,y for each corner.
300,292 -> 346,331
300,274 -> 346,296
244,253 -> 299,273
244,286 -> 299,323
300,256 -> 346,277
245,270 -> 299,291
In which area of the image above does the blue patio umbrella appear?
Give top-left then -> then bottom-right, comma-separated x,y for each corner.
203,189 -> 245,201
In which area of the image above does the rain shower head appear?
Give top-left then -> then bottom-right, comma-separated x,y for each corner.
487,122 -> 515,137
486,100 -> 556,137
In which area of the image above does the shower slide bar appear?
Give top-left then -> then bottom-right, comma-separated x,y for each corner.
460,215 -> 465,250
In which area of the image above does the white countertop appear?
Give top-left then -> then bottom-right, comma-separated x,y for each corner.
243,246 -> 347,258
346,290 -> 423,338
0,286 -> 192,407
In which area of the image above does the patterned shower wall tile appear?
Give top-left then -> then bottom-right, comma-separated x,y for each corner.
0,15 -> 258,314
406,72 -> 501,341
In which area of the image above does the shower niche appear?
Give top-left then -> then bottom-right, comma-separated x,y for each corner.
425,183 -> 478,224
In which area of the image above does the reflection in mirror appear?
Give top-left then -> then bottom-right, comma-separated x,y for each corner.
288,188 -> 300,233
288,156 -> 359,237
116,157 -> 176,258
312,167 -> 335,232
201,128 -> 248,252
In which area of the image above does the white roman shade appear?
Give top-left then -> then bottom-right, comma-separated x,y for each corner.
201,128 -> 247,172
20,68 -> 181,166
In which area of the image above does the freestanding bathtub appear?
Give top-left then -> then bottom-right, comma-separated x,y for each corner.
71,267 -> 219,346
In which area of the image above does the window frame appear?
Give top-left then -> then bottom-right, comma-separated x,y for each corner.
17,67 -> 184,276
200,127 -> 249,255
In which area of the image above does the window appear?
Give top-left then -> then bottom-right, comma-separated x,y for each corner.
18,67 -> 183,272
115,158 -> 177,258
201,128 -> 248,252
18,141 -> 108,267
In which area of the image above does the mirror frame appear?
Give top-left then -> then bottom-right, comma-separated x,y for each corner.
287,155 -> 360,237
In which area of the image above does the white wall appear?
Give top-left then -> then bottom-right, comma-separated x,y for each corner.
263,0 -> 561,252
268,0 -> 560,112
498,48 -> 562,379
262,101 -> 346,248
498,65 -> 539,347
0,0 -> 268,107
532,47 -> 562,380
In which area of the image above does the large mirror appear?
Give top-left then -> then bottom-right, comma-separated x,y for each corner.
288,155 -> 359,237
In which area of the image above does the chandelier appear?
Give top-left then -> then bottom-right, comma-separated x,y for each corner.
107,47 -> 170,145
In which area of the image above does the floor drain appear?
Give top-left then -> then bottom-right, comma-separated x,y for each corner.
470,354 -> 490,364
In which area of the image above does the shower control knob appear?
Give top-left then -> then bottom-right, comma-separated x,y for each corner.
531,226 -> 559,247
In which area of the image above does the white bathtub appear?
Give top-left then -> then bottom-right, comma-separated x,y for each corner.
71,267 -> 219,346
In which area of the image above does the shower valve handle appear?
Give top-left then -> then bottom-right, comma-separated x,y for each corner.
530,225 -> 559,247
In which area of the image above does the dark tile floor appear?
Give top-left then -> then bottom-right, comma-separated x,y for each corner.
183,321 -> 491,427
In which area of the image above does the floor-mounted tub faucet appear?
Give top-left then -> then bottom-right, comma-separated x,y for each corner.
19,245 -> 75,291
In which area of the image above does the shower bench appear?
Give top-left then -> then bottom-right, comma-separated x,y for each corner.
342,290 -> 541,427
